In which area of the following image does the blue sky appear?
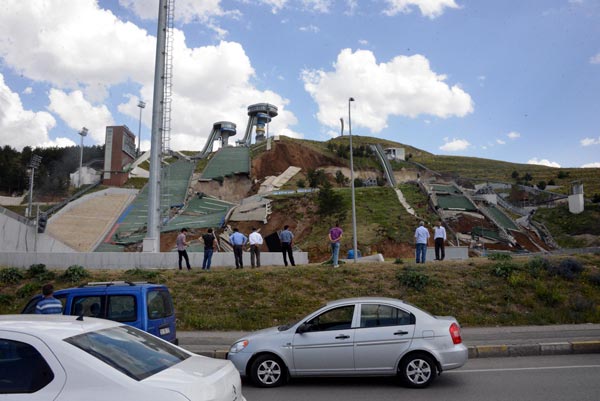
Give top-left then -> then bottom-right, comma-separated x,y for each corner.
1,0 -> 599,168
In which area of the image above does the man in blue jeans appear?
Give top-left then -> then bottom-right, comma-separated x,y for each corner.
414,221 -> 430,263
229,228 -> 247,269
202,228 -> 217,270
328,222 -> 343,268
279,225 -> 296,266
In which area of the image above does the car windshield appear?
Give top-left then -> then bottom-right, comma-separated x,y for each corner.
64,325 -> 189,381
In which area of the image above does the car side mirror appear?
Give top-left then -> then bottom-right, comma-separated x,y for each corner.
296,323 -> 311,334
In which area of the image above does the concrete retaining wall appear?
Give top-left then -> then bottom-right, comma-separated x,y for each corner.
424,246 -> 469,260
0,212 -> 74,253
0,251 -> 309,270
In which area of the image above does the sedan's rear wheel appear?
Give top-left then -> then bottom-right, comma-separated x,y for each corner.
399,353 -> 437,388
250,354 -> 286,387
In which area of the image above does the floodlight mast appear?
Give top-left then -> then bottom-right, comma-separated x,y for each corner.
144,0 -> 169,253
348,97 -> 358,263
78,127 -> 88,188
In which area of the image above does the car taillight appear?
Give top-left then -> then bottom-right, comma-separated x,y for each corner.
449,323 -> 462,344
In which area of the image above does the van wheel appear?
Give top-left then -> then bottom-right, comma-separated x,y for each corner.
398,353 -> 437,388
250,354 -> 286,387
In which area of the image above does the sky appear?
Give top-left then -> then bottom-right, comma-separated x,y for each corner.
1,0 -> 599,168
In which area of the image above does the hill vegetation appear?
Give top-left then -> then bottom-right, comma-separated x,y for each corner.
1,254 -> 599,330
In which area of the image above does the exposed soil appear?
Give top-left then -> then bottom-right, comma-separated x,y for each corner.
192,175 -> 252,203
252,141 -> 345,178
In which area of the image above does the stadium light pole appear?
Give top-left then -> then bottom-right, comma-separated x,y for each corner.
78,127 -> 88,188
137,100 -> 146,156
348,97 -> 358,263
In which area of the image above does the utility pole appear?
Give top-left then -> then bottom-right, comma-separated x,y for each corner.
27,154 -> 42,218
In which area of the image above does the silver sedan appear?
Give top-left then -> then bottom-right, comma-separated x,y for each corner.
228,297 -> 467,388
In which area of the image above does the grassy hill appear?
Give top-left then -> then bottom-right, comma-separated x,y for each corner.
2,254 -> 599,330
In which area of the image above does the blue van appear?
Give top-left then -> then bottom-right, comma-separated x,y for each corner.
22,281 -> 177,344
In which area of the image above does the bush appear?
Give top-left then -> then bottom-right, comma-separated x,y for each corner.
27,263 -> 47,278
393,258 -> 404,265
547,258 -> 584,280
396,267 -> 430,291
535,284 -> 565,307
491,261 -> 518,278
488,252 -> 512,261
16,282 -> 40,298
125,268 -> 159,281
588,272 -> 600,286
527,256 -> 551,277
61,265 -> 89,283
0,267 -> 24,284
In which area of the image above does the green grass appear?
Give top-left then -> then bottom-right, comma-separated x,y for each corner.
533,203 -> 600,248
3,255 -> 599,330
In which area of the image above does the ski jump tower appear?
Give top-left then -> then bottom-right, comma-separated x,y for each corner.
238,103 -> 278,146
194,121 -> 237,159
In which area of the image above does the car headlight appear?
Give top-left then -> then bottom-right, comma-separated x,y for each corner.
229,340 -> 249,353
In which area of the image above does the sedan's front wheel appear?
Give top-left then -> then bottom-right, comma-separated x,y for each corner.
399,353 -> 437,388
250,354 -> 287,387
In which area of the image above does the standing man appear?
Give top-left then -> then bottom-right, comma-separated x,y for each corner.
249,227 -> 263,268
328,222 -> 343,268
434,220 -> 447,261
279,225 -> 296,266
202,228 -> 217,270
414,221 -> 430,264
35,284 -> 63,314
176,228 -> 191,271
230,228 -> 248,269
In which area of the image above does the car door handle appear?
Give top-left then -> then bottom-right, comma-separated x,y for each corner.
394,330 -> 409,336
335,334 -> 350,339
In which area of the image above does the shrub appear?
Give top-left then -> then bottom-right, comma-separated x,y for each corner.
393,258 -> 404,265
61,265 -> 89,283
125,268 -> 158,281
547,258 -> 584,280
491,261 -> 518,278
535,284 -> 565,307
396,267 -> 430,291
0,267 -> 24,284
16,282 -> 39,298
527,256 -> 551,277
296,179 -> 306,188
588,272 -> 600,286
27,263 -> 48,278
488,252 -> 512,261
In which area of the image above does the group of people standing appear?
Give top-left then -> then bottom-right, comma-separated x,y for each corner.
414,220 -> 447,264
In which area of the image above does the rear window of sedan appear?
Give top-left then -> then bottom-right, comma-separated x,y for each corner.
64,325 -> 189,381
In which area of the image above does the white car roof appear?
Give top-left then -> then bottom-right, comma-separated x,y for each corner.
0,314 -> 122,339
326,297 -> 405,306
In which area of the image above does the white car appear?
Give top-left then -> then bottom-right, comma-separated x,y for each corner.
228,297 -> 468,388
0,315 -> 246,401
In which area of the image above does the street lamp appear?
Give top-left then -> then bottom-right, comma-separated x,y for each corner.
348,97 -> 358,262
137,100 -> 146,156
78,127 -> 88,188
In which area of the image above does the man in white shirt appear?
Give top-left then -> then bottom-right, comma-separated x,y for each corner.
434,220 -> 447,261
414,221 -> 430,264
249,227 -> 263,268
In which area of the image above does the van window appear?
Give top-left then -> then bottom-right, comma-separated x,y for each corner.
72,296 -> 103,318
107,295 -> 137,322
147,290 -> 174,320
0,339 -> 54,393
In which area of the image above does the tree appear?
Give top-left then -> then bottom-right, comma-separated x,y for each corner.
537,181 -> 547,190
317,181 -> 347,222
335,170 -> 348,186
307,168 -> 327,188
523,172 -> 533,182
511,170 -> 520,180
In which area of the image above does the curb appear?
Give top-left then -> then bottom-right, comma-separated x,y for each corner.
468,341 -> 600,359
187,341 -> 600,360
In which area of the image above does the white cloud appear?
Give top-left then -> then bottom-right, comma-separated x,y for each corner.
299,25 -> 320,33
48,89 -> 115,144
260,0 -> 288,13
527,158 -> 561,168
22,87 -> 33,95
440,138 -> 470,152
581,136 -> 600,146
0,1 -> 301,151
302,0 -> 333,13
358,39 -> 369,46
302,49 -> 473,133
0,73 -> 57,150
590,53 -> 600,64
118,0 -> 236,24
496,139 -> 506,145
581,162 -> 600,168
507,131 -> 521,139
39,137 -> 78,148
383,0 -> 460,19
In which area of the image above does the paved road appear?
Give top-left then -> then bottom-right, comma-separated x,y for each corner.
240,354 -> 600,401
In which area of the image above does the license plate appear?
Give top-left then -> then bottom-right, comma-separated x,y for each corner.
160,327 -> 170,336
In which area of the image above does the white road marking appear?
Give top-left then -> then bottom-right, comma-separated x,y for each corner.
448,365 -> 600,374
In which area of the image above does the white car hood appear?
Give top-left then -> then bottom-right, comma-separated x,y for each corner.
144,355 -> 243,401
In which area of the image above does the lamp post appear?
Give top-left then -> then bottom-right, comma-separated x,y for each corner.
78,127 -> 88,188
27,154 -> 42,218
137,100 -> 146,156
348,97 -> 358,262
